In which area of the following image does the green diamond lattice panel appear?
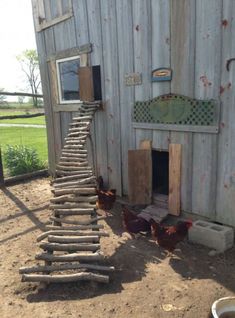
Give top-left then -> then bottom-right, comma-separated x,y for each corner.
133,94 -> 217,126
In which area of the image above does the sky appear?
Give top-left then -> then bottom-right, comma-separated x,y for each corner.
0,0 -> 36,93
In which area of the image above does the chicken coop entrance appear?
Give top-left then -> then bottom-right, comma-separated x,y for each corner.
128,143 -> 181,215
152,150 -> 169,196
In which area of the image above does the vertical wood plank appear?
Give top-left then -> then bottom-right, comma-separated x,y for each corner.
152,131 -> 170,151
135,129 -> 153,149
170,0 -> 196,213
116,0 -> 135,195
44,28 -> 62,167
170,132 -> 193,212
86,0 -> 108,182
192,0 -> 222,217
151,0 -> 171,153
100,0 -> 122,195
128,150 -> 152,205
35,27 -> 57,174
169,144 -> 182,216
133,0 -> 152,101
216,0 -> 235,226
43,0 -> 52,21
133,0 -> 152,145
73,0 -> 89,46
48,60 -> 62,160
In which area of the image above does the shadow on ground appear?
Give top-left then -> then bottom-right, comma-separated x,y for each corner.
3,194 -> 233,302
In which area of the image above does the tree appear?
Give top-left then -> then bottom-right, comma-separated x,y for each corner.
0,88 -> 8,107
18,95 -> 25,105
17,49 -> 41,107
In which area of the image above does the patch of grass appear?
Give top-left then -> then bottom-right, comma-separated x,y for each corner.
0,126 -> 48,175
0,115 -> 46,125
0,110 -> 26,116
0,102 -> 36,109
0,108 -> 46,125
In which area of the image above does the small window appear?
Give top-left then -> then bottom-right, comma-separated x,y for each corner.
56,56 -> 81,104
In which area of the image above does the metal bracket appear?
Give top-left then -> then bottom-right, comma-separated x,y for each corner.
226,58 -> 235,71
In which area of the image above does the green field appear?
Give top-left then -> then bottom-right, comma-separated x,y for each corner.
0,115 -> 45,125
1,126 -> 48,160
0,110 -> 26,116
1,127 -> 48,176
0,108 -> 48,176
0,101 -> 44,109
0,109 -> 45,125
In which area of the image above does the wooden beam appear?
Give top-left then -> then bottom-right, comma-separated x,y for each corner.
49,216 -> 105,225
19,263 -> 115,274
35,252 -> 103,262
39,242 -> 100,252
0,91 -> 43,98
37,230 -> 108,242
48,235 -> 100,243
133,122 -> 219,134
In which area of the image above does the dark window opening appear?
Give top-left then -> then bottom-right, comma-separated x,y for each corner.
152,150 -> 169,195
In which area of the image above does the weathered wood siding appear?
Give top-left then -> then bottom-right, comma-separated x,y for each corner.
33,0 -> 235,225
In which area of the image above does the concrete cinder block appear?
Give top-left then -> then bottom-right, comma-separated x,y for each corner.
188,220 -> 234,252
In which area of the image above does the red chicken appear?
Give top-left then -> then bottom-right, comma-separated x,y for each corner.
96,176 -> 116,210
122,205 -> 152,235
151,220 -> 192,252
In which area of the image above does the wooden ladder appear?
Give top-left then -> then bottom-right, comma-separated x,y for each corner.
19,101 -> 114,284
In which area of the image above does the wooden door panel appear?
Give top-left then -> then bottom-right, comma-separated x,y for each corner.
128,149 -> 152,204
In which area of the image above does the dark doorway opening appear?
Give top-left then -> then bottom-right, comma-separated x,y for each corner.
152,150 -> 169,195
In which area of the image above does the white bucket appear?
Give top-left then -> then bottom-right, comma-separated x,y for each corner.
211,297 -> 235,318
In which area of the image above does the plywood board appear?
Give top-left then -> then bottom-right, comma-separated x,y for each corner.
79,66 -> 94,102
128,150 -> 152,205
169,144 -> 182,215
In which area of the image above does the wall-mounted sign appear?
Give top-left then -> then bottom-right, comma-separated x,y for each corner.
152,68 -> 172,82
125,72 -> 142,86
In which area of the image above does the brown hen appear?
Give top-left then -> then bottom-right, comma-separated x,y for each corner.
122,205 -> 152,235
151,220 -> 192,252
96,176 -> 116,210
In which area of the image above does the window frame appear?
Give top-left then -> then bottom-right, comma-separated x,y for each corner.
56,55 -> 81,105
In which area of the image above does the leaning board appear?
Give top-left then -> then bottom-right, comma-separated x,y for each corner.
128,149 -> 152,205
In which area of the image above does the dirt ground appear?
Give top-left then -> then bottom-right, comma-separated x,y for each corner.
1,177 -> 235,318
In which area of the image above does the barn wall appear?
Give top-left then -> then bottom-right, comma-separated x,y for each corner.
32,0 -> 235,225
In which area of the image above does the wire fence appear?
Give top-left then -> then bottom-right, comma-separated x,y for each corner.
0,92 -> 48,183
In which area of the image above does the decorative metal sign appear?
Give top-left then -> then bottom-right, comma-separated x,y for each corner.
125,72 -> 142,86
152,68 -> 172,82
